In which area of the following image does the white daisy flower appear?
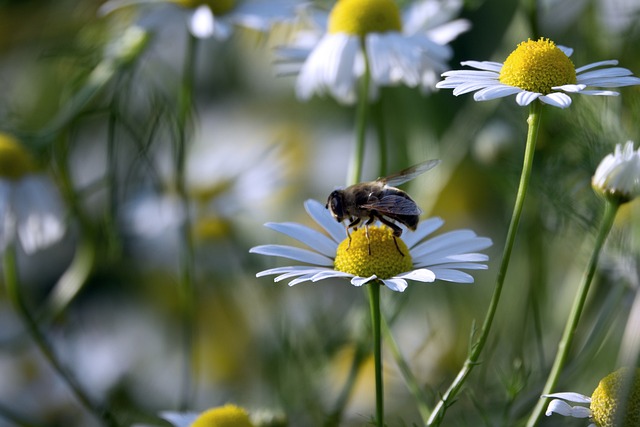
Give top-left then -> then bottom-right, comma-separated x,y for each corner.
100,0 -> 301,40
276,0 -> 470,104
0,134 -> 66,255
592,141 -> 640,204
544,367 -> 640,427
250,199 -> 492,292
436,37 -> 640,109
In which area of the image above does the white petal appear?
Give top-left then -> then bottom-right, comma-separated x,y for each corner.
545,400 -> 592,418
249,245 -> 333,266
396,268 -> 436,282
451,81 -> 497,96
429,268 -> 474,283
411,230 -> 489,258
459,60 -> 503,72
402,217 -> 444,248
553,84 -> 586,93
473,84 -> 522,101
440,69 -> 500,79
159,411 -> 198,427
296,34 -> 359,104
189,6 -> 215,39
381,278 -> 408,292
426,19 -> 471,45
265,222 -> 337,257
275,268 -> 332,282
557,45 -> 574,57
310,270 -> 354,281
542,392 -> 592,403
539,92 -> 572,108
288,274 -> 321,286
304,199 -> 346,243
575,59 -> 618,73
515,90 -> 541,106
351,275 -> 377,286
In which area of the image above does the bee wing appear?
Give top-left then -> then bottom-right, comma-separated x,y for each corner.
360,195 -> 422,215
379,159 -> 441,187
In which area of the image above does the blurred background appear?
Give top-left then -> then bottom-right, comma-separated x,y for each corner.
1,0 -> 640,426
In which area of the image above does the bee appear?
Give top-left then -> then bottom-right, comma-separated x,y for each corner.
326,159 -> 440,255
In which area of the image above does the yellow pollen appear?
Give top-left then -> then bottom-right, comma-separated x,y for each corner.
174,0 -> 236,15
499,38 -> 577,94
0,133 -> 37,180
334,226 -> 412,279
192,404 -> 255,427
328,0 -> 402,37
590,367 -> 640,427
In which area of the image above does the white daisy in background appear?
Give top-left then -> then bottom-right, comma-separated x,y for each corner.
136,404 -> 259,427
544,367 -> 640,426
592,141 -> 640,204
0,133 -> 66,255
100,0 -> 301,40
436,37 -> 640,109
250,199 -> 492,292
276,0 -> 470,104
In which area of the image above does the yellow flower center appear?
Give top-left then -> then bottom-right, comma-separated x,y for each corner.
499,38 -> 577,94
328,0 -> 402,37
174,0 -> 236,15
590,367 -> 640,427
334,226 -> 412,279
192,404 -> 255,427
0,133 -> 37,180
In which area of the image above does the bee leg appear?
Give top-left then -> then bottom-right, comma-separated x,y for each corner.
346,218 -> 361,251
377,216 -> 405,256
365,216 -> 377,255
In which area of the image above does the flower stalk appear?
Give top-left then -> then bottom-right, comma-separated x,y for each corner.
347,39 -> 372,186
3,245 -> 121,427
427,100 -> 543,426
526,200 -> 619,427
368,281 -> 384,427
175,29 -> 199,410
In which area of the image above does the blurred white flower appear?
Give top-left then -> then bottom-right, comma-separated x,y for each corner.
276,0 -> 470,104
100,0 -> 301,40
0,134 -> 65,255
161,404 -> 254,426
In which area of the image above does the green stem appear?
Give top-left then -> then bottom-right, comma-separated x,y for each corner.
347,39 -> 372,186
368,282 -> 383,427
176,30 -> 199,410
525,200 -> 619,427
3,246 -> 120,427
427,101 -> 543,426
371,98 -> 387,176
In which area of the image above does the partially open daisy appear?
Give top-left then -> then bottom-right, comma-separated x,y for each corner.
436,37 -> 640,109
100,0 -> 300,40
592,141 -> 640,204
544,367 -> 640,427
250,199 -> 491,292
276,0 -> 470,104
0,133 -> 66,255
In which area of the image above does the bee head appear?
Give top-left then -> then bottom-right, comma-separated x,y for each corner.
326,190 -> 346,222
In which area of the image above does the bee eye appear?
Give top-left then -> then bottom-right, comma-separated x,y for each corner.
331,196 -> 345,218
